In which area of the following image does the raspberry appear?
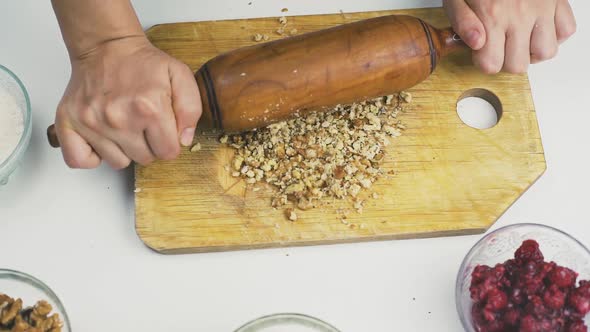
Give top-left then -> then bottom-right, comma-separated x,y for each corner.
486,288 -> 508,311
526,295 -> 550,318
520,315 -> 541,332
485,319 -> 507,332
550,266 -> 578,288
515,240 -> 544,264
504,308 -> 521,326
510,287 -> 525,305
567,320 -> 588,332
569,289 -> 590,316
543,285 -> 567,310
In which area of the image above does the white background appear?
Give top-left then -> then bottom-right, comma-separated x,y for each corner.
0,0 -> 588,331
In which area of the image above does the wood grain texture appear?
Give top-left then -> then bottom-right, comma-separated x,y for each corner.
135,8 -> 546,254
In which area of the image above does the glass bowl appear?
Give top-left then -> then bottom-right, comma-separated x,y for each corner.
0,269 -> 71,331
235,313 -> 340,332
456,223 -> 590,331
0,64 -> 32,185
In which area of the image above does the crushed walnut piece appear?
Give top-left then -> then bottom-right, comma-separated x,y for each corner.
190,143 -> 202,152
0,294 -> 63,332
400,91 -> 412,103
253,33 -> 269,42
220,93 -> 410,218
286,208 -> 298,221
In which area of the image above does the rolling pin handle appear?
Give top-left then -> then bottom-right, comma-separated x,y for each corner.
438,27 -> 468,56
47,124 -> 60,148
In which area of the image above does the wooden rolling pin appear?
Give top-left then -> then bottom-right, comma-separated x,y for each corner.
47,14 -> 465,148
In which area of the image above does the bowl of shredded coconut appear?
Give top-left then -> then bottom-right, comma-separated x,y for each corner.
0,64 -> 31,185
234,313 -> 340,332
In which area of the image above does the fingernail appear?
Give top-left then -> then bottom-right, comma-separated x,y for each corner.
467,29 -> 481,48
180,128 -> 195,147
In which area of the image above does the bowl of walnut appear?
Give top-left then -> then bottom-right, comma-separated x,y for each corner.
0,269 -> 70,332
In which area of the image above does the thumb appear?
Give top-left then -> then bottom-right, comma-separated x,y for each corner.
443,0 -> 486,50
169,61 -> 203,147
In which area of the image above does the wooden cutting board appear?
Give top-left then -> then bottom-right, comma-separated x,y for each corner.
135,7 -> 545,254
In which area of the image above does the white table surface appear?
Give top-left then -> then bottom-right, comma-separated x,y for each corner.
1,1 -> 588,331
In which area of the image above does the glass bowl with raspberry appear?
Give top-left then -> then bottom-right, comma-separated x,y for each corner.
456,223 -> 590,332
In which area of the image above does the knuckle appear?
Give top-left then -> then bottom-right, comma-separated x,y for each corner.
176,107 -> 197,123
455,21 -> 474,36
181,62 -> 195,76
133,96 -> 160,119
64,156 -> 82,169
558,20 -> 577,40
104,105 -> 125,130
136,154 -> 156,166
79,107 -> 100,130
532,45 -> 558,61
158,143 -> 181,161
64,154 -> 89,169
477,58 -> 503,74
478,0 -> 502,20
504,62 -> 529,74
515,0 -> 528,14
110,158 -> 132,170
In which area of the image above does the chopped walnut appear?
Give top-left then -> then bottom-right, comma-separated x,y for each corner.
290,28 -> 298,35
221,93 -> 410,216
279,16 -> 288,25
354,199 -> 364,214
400,91 -> 412,103
190,143 -> 201,152
253,33 -> 262,42
286,208 -> 297,221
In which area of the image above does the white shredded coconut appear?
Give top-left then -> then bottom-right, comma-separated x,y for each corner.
0,86 -> 24,164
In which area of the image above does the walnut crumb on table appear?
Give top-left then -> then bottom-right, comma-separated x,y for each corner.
219,92 -> 411,221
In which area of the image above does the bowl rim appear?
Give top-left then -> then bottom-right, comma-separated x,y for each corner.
0,64 -> 32,170
0,268 -> 71,331
234,312 -> 341,332
455,222 -> 590,331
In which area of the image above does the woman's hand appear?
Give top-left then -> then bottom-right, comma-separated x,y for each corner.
52,0 -> 201,169
443,0 -> 576,74
55,37 -> 201,169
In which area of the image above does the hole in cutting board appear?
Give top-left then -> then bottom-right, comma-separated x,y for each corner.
457,89 -> 502,130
